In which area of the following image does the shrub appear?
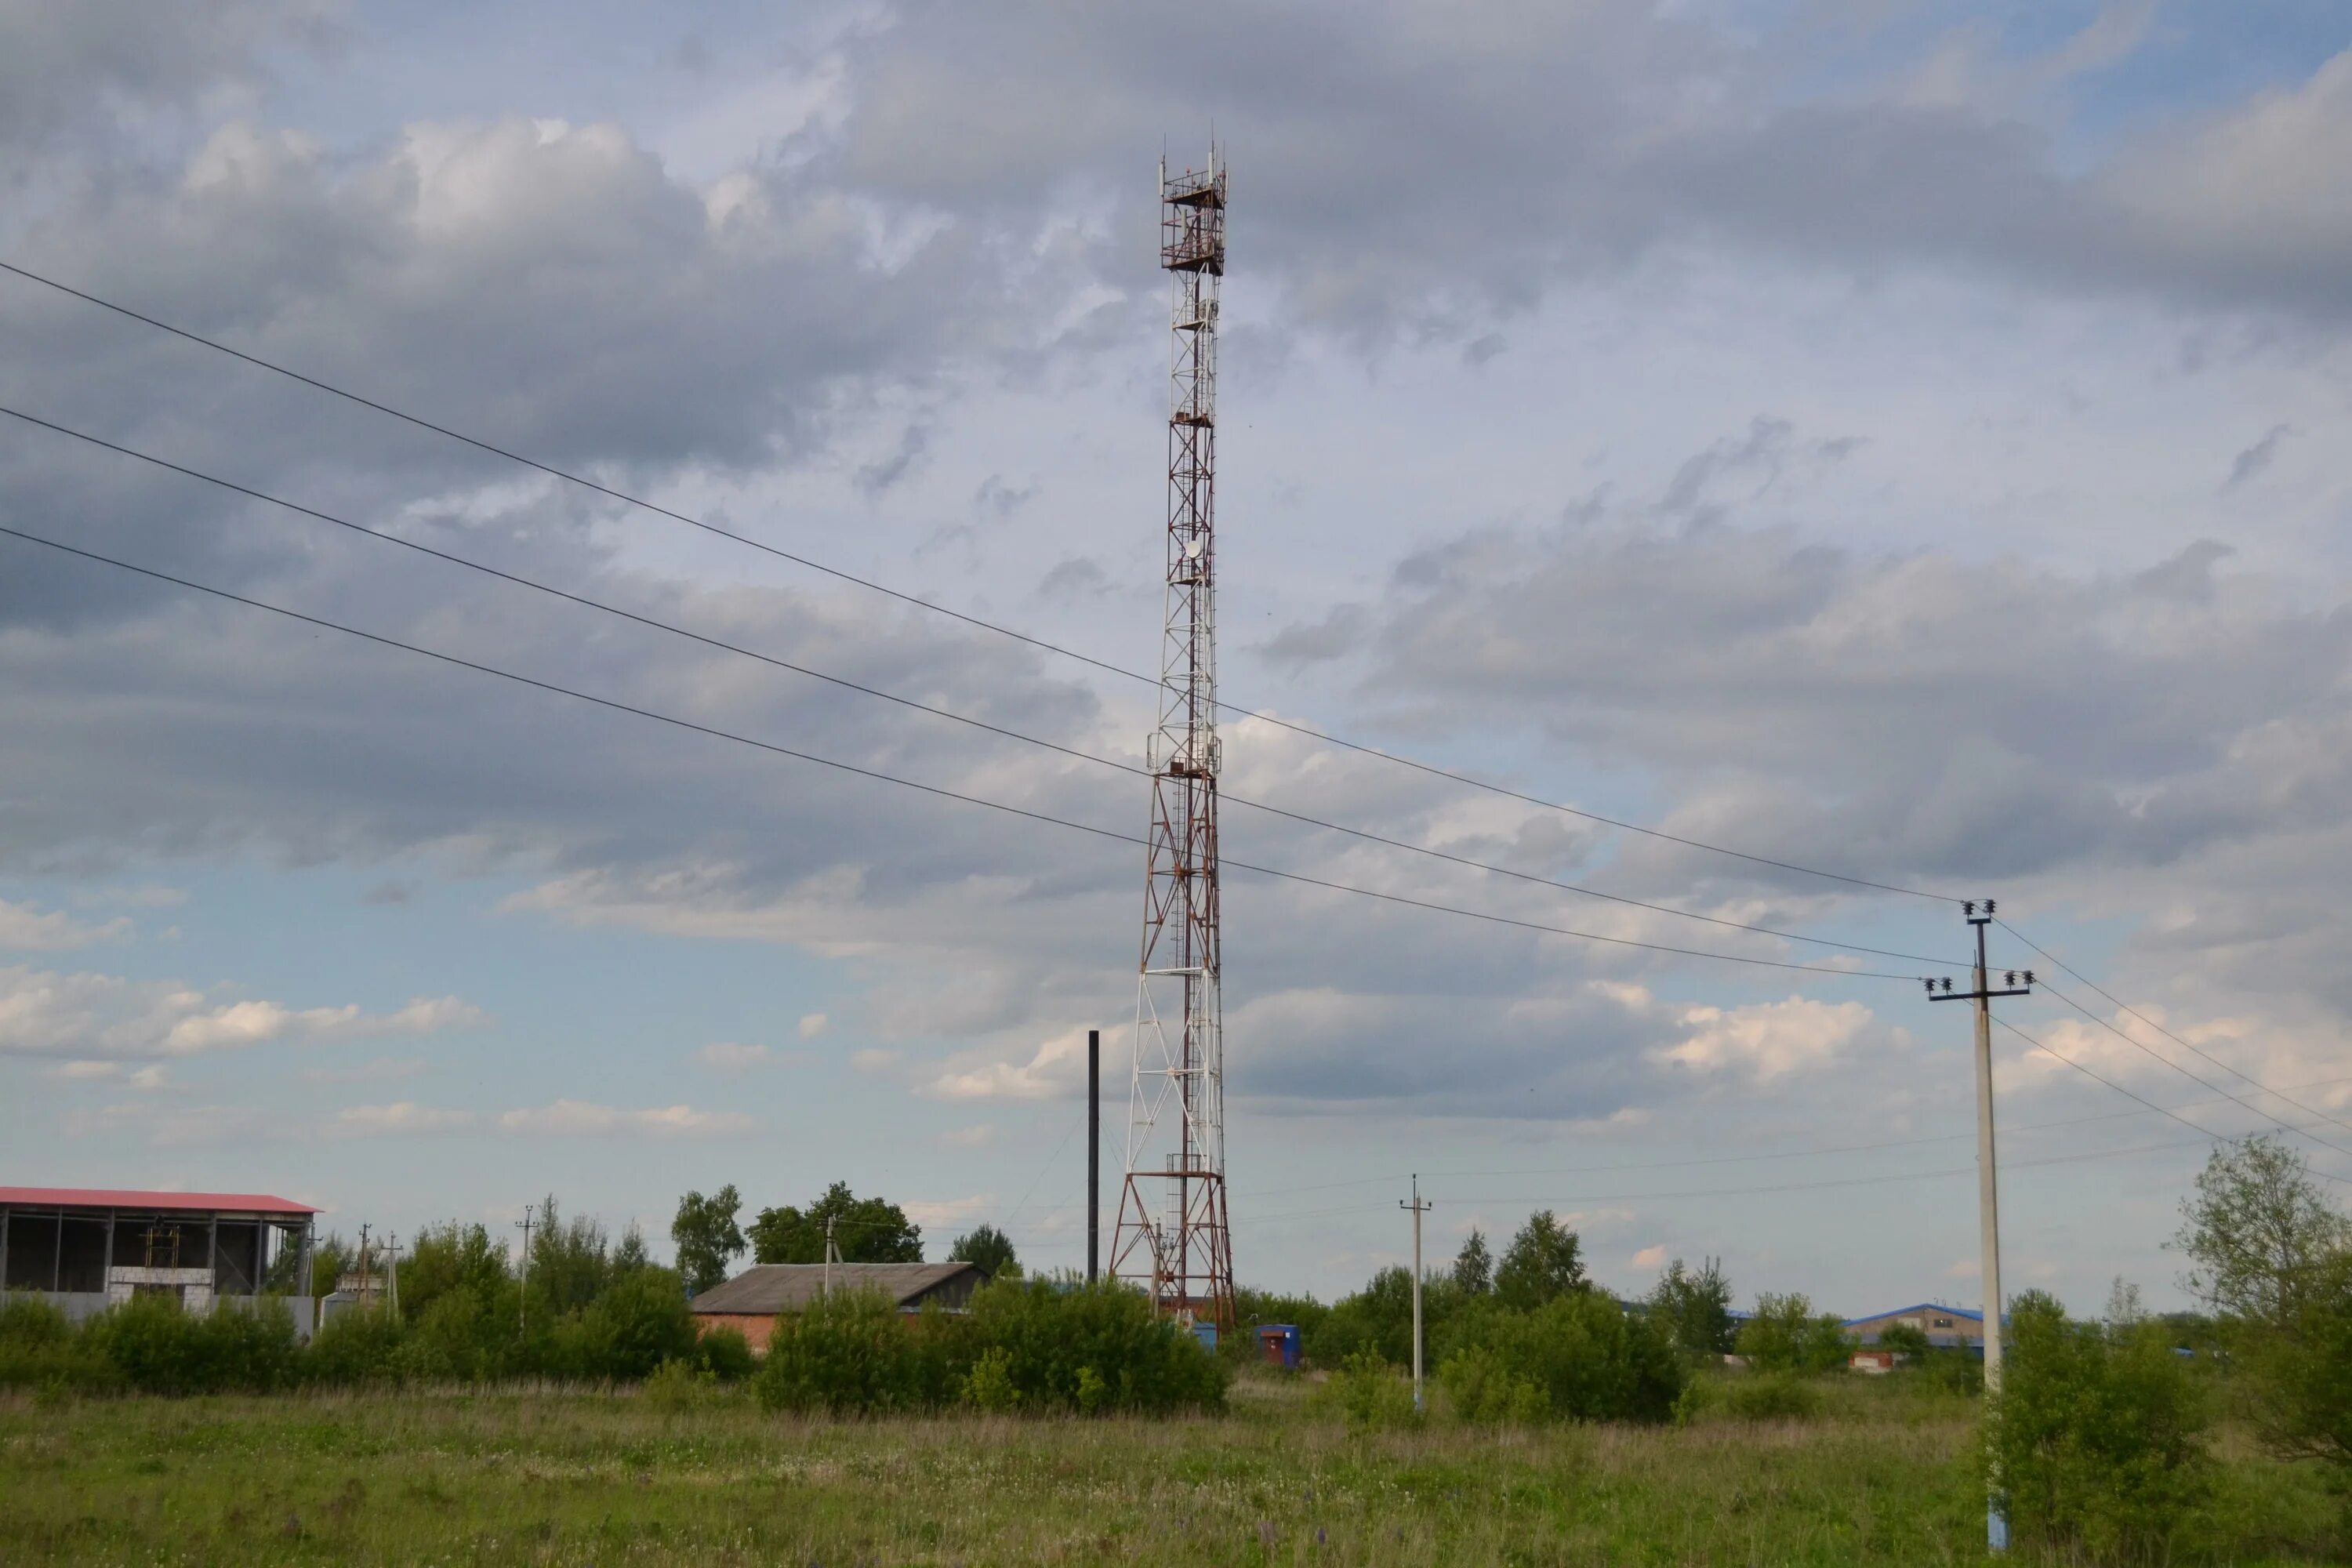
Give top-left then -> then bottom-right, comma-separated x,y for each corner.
1321,1349 -> 1421,1432
577,1268 -> 697,1380
1922,1348 -> 1984,1396
1440,1292 -> 1682,1424
303,1307 -> 408,1386
1439,1345 -> 1547,1424
1737,1294 -> 1850,1374
1877,1322 -> 1932,1362
1722,1371 -> 1824,1422
962,1345 -> 1020,1412
80,1295 -> 299,1395
962,1278 -> 1226,1415
755,1287 -> 929,1414
692,1325 -> 756,1384
0,1296 -> 118,1395
396,1287 -> 507,1383
0,1294 -> 72,1349
642,1357 -> 725,1412
1985,1291 -> 2210,1562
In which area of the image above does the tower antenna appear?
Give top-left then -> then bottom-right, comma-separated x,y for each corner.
1111,141 -> 1235,1331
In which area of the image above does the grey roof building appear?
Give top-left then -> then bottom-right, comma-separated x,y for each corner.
690,1261 -> 987,1348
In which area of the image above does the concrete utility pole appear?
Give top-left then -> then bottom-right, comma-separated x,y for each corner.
1929,898 -> 2033,1555
515,1205 -> 537,1334
1401,1175 -> 1432,1414
823,1216 -> 837,1298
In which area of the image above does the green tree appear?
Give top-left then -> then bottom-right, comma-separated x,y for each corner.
1452,1228 -> 1494,1295
947,1222 -> 1020,1279
750,1181 -> 922,1264
399,1221 -> 512,1327
1737,1292 -> 1849,1374
2172,1134 -> 2350,1328
1985,1290 -> 2209,1561
263,1230 -> 352,1302
1647,1255 -> 1736,1359
1878,1321 -> 1932,1361
671,1185 -> 746,1295
1494,1210 -> 1586,1310
2243,1247 -> 2352,1480
528,1196 -> 617,1316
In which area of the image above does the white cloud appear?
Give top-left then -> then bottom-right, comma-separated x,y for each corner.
848,1047 -> 902,1076
51,1060 -> 167,1089
939,1122 -> 997,1149
158,993 -> 485,1056
495,1099 -> 756,1138
1631,1244 -> 1668,1270
697,1040 -> 773,1071
902,1194 -> 993,1230
0,898 -> 131,953
299,1056 -> 427,1086
1656,998 -> 1875,1083
73,885 -> 187,909
798,1011 -> 829,1040
333,1102 -> 475,1136
925,1025 -> 1094,1102
0,967 -> 488,1061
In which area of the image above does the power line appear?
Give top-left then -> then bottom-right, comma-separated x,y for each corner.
0,522 -> 1930,982
1994,1015 -> 2352,1181
1997,917 -> 2352,1135
2027,978 -> 2352,1161
1233,1127 -> 2343,1229
0,404 -> 1962,971
1230,1073 -> 2352,1203
0,258 -> 1957,905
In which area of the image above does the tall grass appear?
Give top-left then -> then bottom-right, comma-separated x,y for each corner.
0,1370 -> 2338,1566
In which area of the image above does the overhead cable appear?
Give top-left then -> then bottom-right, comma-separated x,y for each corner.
0,258 -> 1955,904
1994,1016 -> 2352,1179
2024,978 -> 2352,1160
1997,917 -> 2352,1135
0,402 -> 1959,970
0,524 -> 1930,982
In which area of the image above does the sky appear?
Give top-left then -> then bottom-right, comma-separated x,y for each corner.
2,0 -> 2349,1314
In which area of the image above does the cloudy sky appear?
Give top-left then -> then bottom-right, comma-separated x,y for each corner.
3,0 -> 2349,1312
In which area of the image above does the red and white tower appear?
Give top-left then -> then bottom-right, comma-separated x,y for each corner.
1110,147 -> 1234,1329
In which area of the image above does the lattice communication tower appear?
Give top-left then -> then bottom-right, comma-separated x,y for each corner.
1110,147 -> 1234,1330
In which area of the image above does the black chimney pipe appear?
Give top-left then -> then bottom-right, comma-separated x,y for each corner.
1087,1028 -> 1101,1283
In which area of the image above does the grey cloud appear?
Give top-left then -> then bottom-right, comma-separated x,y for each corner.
816,3 -> 2352,338
0,0 -> 334,159
1279,511 -> 2352,901
2224,425 -> 2292,491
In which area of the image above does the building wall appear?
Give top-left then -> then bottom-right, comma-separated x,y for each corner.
1847,1308 -> 1984,1348
697,1312 -> 779,1353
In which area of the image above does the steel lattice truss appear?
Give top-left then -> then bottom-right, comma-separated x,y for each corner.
1110,150 -> 1234,1330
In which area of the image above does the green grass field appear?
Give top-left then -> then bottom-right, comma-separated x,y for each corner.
0,1374 -> 2339,1566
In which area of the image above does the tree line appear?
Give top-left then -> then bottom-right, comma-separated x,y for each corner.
670,1182 -> 1017,1294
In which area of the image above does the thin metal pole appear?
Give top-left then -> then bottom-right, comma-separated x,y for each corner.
515,1206 -> 535,1333
1401,1175 -> 1431,1414
1088,1028 -> 1102,1284
824,1216 -> 835,1298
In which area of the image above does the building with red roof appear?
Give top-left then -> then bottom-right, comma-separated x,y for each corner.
0,1185 -> 321,1338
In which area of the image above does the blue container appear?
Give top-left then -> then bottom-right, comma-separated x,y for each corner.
1192,1321 -> 1219,1352
1256,1323 -> 1301,1370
